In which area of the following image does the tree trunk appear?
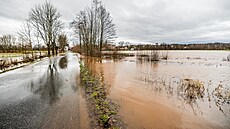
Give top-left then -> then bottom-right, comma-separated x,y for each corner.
52,46 -> 55,56
100,26 -> 103,52
55,46 -> 58,55
79,31 -> 82,54
52,41 -> 55,56
47,45 -> 51,56
30,42 -> 34,59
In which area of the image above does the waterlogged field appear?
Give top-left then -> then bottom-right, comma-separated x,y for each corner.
82,50 -> 230,129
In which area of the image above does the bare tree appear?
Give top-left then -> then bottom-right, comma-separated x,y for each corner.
71,0 -> 116,56
35,22 -> 42,57
98,3 -> 116,52
0,36 -> 8,52
17,20 -> 33,57
0,35 -> 15,53
29,1 -> 63,56
52,20 -> 63,55
58,33 -> 68,52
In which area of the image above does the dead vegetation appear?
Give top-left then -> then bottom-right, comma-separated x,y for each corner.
140,74 -> 230,116
212,83 -> 230,104
136,50 -> 159,62
178,79 -> 205,100
0,54 -> 47,72
136,50 -> 170,62
161,51 -> 170,60
0,59 -> 22,70
102,51 -> 134,59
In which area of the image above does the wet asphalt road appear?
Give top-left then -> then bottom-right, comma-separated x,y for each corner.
0,52 -> 87,129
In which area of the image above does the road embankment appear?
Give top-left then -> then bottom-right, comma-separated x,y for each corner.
79,61 -> 125,129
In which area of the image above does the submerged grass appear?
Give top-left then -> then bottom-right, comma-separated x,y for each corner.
102,51 -> 134,59
79,61 -> 124,129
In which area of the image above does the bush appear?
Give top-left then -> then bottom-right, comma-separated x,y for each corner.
136,50 -> 159,62
149,50 -> 159,61
178,79 -> 205,100
161,51 -> 169,60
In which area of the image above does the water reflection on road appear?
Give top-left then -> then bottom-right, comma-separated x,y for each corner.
0,52 -> 89,129
29,57 -> 67,104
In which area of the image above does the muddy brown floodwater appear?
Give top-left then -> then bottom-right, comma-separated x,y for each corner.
82,50 -> 230,129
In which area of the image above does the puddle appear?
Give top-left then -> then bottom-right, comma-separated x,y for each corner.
0,53 -> 90,129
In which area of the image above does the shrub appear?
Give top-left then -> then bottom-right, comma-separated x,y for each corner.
161,51 -> 169,60
178,79 -> 205,100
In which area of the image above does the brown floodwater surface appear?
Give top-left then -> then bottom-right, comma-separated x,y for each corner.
82,50 -> 230,129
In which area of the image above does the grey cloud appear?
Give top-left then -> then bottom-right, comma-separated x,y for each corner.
0,0 -> 230,43
103,0 -> 230,43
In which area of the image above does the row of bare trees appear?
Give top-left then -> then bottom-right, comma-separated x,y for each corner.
17,1 -> 66,56
0,34 -> 35,53
70,0 -> 116,56
0,35 -> 16,53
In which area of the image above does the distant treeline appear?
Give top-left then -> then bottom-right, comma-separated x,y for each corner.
0,34 -> 47,53
129,43 -> 230,50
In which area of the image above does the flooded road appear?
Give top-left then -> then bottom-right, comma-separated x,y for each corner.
0,52 -> 89,129
83,50 -> 230,129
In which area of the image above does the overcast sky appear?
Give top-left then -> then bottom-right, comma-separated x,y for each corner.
0,0 -> 230,44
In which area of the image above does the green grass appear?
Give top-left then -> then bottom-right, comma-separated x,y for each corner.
79,61 -> 124,128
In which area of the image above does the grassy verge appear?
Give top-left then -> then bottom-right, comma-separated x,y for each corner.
79,61 -> 124,129
0,53 -> 24,58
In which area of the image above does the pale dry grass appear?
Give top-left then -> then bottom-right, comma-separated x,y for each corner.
0,53 -> 24,58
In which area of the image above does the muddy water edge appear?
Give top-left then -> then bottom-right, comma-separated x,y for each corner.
81,50 -> 230,129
